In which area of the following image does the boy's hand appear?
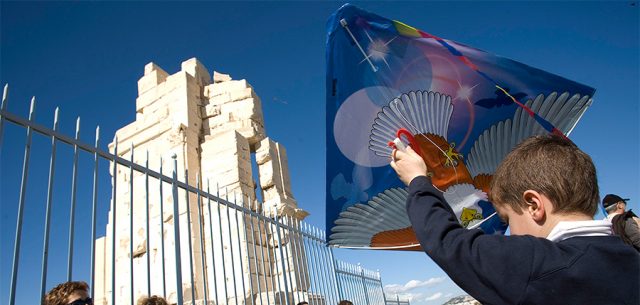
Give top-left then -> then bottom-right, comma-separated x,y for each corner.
390,146 -> 428,186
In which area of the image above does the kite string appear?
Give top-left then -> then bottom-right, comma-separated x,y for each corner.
417,27 -> 566,137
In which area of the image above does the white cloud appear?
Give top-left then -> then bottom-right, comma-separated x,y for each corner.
384,277 -> 446,294
424,292 -> 443,301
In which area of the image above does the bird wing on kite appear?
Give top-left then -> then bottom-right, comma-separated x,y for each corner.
326,4 -> 595,249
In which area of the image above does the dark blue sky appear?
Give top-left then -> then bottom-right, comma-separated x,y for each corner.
2,1 -> 638,304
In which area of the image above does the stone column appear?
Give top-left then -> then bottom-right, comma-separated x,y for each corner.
94,58 -> 309,305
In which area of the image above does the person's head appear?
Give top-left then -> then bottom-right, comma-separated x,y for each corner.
44,281 -> 91,305
602,194 -> 630,215
339,300 -> 353,305
137,295 -> 169,305
490,135 -> 599,237
297,302 -> 309,305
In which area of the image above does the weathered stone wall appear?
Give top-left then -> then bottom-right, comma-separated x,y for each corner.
94,58 -> 308,305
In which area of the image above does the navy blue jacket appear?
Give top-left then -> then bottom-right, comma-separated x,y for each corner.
407,176 -> 640,305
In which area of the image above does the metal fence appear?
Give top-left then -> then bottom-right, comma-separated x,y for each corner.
385,296 -> 411,305
0,85 -> 390,305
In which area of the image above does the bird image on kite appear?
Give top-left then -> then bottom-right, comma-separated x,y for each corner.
326,4 -> 595,249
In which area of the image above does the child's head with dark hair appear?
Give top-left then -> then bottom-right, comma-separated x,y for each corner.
44,281 -> 90,305
490,135 -> 599,235
137,295 -> 169,305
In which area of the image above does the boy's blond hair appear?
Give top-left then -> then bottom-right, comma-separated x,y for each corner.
44,281 -> 89,305
490,135 -> 599,216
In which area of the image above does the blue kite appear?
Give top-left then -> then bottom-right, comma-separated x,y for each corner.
326,4 -> 595,249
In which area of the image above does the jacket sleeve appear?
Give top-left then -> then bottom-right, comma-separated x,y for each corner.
623,217 -> 640,250
406,176 -> 534,305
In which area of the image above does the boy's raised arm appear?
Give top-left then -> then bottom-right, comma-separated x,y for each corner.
406,176 -> 534,305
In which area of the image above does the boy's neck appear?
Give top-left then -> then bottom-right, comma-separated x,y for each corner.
542,213 -> 594,238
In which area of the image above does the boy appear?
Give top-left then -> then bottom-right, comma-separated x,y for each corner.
44,281 -> 92,305
391,135 -> 639,305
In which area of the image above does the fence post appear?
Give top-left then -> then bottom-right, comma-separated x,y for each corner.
329,247 -> 343,301
9,97 -> 35,305
171,154 -> 184,305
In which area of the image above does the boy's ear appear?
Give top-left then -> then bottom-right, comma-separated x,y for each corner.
523,190 -> 546,222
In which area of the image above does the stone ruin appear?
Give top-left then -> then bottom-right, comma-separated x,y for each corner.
93,58 -> 310,305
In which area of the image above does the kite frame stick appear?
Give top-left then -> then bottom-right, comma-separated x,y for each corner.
339,18 -> 379,72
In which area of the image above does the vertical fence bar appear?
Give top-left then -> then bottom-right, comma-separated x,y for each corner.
238,195 -> 254,305
196,176 -> 208,305
111,137 -> 118,305
264,215 -> 281,305
297,222 -> 312,305
90,126 -> 100,300
233,193 -> 249,305
255,205 -> 272,305
289,218 -> 301,303
378,270 -> 386,305
247,195 -> 263,305
273,218 -> 288,305
216,185 -> 230,304
159,158 -> 167,298
311,228 -> 328,303
39,107 -> 59,303
206,181 -> 220,305
0,84 -> 9,150
329,246 -> 343,301
145,151 -> 151,297
352,264 -> 359,304
278,217 -> 293,304
347,263 -> 354,302
171,154 -> 184,305
306,224 -> 322,305
282,217 -> 296,304
318,229 -> 334,304
321,232 -> 338,305
319,231 -> 336,305
129,143 -> 135,305
158,157 -> 167,298
225,190 -> 239,305
67,117 -> 81,281
361,265 -> 370,305
183,170 -> 196,303
9,97 -> 35,305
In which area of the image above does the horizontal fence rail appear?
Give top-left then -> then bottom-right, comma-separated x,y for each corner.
385,295 -> 411,305
0,85 -> 389,305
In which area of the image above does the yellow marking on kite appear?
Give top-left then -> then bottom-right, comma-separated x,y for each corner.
393,20 -> 421,38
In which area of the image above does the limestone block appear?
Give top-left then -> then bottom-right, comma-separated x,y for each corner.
274,143 -> 293,198
138,63 -> 169,95
181,57 -> 211,86
262,185 -> 284,203
255,137 -> 275,165
200,104 -> 221,119
207,80 -> 249,97
262,197 -> 305,219
222,98 -> 262,121
208,121 -> 264,151
213,71 -> 232,83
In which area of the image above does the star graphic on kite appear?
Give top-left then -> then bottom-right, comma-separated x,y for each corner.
359,30 -> 397,71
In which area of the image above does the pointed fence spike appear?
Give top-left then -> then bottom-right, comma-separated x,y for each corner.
2,84 -> 8,104
54,107 -> 60,126
28,97 -> 35,119
75,117 -> 81,136
95,126 -> 100,146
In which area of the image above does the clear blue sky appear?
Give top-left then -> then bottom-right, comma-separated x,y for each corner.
1,1 -> 638,304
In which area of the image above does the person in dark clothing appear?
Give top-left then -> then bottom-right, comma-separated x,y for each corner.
603,194 -> 640,251
390,135 -> 639,305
